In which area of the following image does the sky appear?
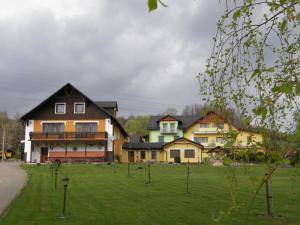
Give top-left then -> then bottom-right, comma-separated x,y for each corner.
0,0 -> 225,117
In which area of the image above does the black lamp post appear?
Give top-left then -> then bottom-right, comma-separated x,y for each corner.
54,167 -> 58,189
61,175 -> 70,218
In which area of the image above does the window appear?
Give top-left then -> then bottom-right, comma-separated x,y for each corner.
162,123 -> 168,133
158,136 -> 164,143
170,123 -> 176,133
200,123 -> 209,128
216,137 -> 225,143
151,151 -> 157,160
75,123 -> 97,132
55,103 -> 66,114
74,102 -> 85,114
184,149 -> 195,158
170,149 -> 180,158
140,151 -> 145,160
194,137 -> 208,143
174,135 -> 179,140
42,123 -> 65,133
215,123 -> 224,129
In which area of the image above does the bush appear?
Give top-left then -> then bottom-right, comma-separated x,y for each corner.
174,157 -> 181,163
255,152 -> 266,162
289,151 -> 299,167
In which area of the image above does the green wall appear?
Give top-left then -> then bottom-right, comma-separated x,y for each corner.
149,130 -> 183,143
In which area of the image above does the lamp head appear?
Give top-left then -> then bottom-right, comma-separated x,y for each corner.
63,175 -> 70,187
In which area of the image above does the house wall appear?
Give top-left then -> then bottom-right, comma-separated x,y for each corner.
164,143 -> 207,163
149,130 -> 183,143
113,125 -> 126,161
121,150 -> 164,163
184,122 -> 264,150
33,119 -> 105,132
24,120 -> 34,162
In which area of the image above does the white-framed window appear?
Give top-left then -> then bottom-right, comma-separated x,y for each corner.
162,123 -> 168,133
214,123 -> 224,129
158,136 -> 164,143
74,102 -> 85,114
42,122 -> 65,133
194,137 -> 208,143
216,137 -> 225,143
200,123 -> 209,128
55,103 -> 66,114
170,123 -> 176,133
184,149 -> 195,158
170,149 -> 180,158
75,122 -> 97,132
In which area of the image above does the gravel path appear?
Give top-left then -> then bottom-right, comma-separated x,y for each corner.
0,162 -> 27,216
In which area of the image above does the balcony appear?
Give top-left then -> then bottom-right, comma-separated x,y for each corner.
193,129 -> 228,134
160,128 -> 177,134
29,132 -> 108,141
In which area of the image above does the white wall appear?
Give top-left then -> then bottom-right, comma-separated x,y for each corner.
105,119 -> 114,152
32,144 -> 41,163
24,120 -> 34,162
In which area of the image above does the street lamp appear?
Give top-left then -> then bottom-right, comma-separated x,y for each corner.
54,167 -> 58,189
61,175 -> 70,218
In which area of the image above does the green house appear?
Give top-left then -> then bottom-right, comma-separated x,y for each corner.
147,115 -> 198,143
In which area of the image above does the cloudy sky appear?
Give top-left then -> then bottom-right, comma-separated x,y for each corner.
0,0 -> 224,117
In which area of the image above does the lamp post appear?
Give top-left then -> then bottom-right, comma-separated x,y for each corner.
54,167 -> 58,189
147,160 -> 151,185
61,175 -> 70,218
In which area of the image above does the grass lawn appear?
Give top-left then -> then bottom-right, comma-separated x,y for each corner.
0,163 -> 299,225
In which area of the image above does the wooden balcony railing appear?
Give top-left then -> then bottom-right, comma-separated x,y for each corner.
29,132 -> 108,141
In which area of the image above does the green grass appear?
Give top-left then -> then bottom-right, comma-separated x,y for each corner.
0,163 -> 299,225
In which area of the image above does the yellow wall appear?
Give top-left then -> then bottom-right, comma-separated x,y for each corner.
164,142 -> 208,163
121,141 -> 208,163
121,150 -> 164,163
184,122 -> 264,151
34,120 -> 105,132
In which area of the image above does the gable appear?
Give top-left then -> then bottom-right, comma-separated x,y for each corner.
21,84 -> 108,120
159,115 -> 178,122
163,137 -> 203,149
198,111 -> 225,123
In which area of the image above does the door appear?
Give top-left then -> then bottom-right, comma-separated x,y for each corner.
40,147 -> 49,163
151,151 -> 157,161
128,151 -> 135,162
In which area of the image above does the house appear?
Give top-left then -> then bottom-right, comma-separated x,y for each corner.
183,111 -> 264,152
21,83 -> 128,163
121,111 -> 264,163
122,137 -> 204,163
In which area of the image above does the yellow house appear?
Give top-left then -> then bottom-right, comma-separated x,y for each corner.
183,111 -> 264,152
122,138 -> 205,163
121,111 -> 265,163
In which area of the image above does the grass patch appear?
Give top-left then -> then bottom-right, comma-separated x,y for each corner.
0,163 -> 299,225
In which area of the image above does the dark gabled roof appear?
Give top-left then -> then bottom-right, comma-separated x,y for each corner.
148,111 -> 261,133
122,142 -> 164,150
148,115 -> 199,130
20,83 -> 128,137
95,101 -> 118,111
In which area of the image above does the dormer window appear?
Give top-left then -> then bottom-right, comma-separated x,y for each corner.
200,123 -> 209,128
215,123 -> 224,129
74,102 -> 85,114
55,103 -> 66,114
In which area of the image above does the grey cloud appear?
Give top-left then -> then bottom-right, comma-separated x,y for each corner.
0,0 -> 224,117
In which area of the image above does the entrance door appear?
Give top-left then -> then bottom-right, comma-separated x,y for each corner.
40,147 -> 49,163
128,151 -> 134,162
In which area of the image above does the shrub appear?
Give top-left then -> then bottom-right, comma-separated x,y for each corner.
289,151 -> 299,167
174,157 -> 181,163
255,152 -> 266,162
